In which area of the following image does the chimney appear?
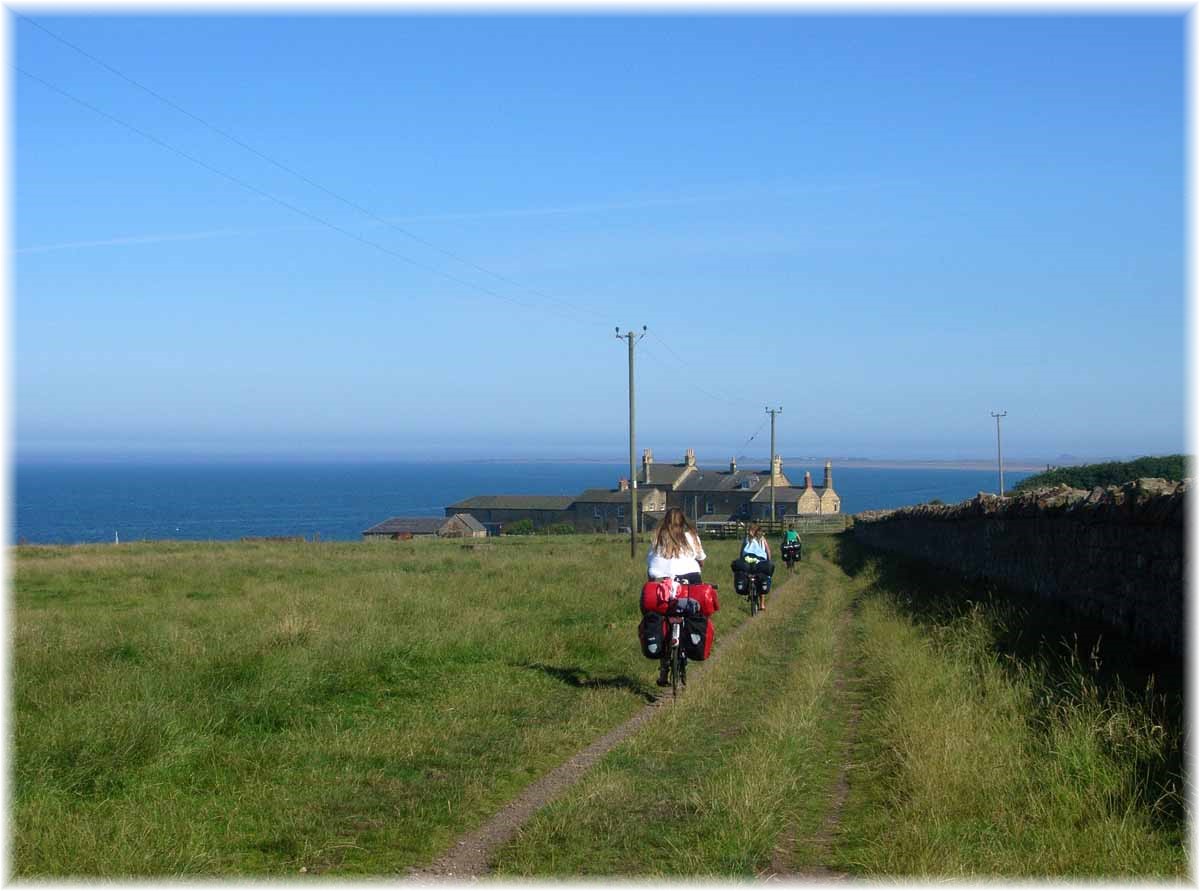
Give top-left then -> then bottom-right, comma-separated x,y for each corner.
804,471 -> 813,490
618,478 -> 629,492
824,461 -> 833,491
772,454 -> 783,483
685,448 -> 696,467
642,448 -> 653,483
730,457 -> 738,473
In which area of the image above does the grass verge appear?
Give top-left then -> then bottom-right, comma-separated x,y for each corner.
832,537 -> 1187,878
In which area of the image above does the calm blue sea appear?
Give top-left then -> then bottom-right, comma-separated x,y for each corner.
13,462 -> 1034,545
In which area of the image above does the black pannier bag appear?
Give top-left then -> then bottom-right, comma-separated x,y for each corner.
681,614 -> 713,661
733,571 -> 749,595
639,612 -> 667,660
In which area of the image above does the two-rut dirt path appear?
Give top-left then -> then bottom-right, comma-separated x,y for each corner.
762,604 -> 862,882
408,569 -> 863,882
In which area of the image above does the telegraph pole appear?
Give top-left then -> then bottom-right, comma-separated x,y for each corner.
991,410 -> 1007,496
766,406 -> 782,525
617,326 -> 646,558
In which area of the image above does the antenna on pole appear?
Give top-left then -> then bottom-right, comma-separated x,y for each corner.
991,411 -> 1007,496
617,326 -> 647,558
766,406 -> 783,524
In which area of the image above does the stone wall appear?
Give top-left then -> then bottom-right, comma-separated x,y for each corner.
852,479 -> 1187,655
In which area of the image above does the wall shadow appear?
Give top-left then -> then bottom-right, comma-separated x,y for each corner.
832,531 -> 1185,830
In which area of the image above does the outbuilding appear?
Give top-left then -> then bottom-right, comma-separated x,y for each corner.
362,513 -> 487,540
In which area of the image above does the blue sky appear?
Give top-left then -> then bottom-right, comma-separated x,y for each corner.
14,12 -> 1186,461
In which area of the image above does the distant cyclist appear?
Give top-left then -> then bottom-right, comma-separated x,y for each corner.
731,523 -> 775,609
781,524 -> 802,565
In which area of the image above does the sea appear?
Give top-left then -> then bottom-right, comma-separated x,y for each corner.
13,461 -> 1036,546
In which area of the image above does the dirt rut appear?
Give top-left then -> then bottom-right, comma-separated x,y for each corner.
407,582 -> 781,880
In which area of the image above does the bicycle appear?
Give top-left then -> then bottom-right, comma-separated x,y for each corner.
733,568 -> 770,616
664,602 -> 688,697
781,541 -> 801,571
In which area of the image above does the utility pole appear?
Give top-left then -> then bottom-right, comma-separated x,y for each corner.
766,406 -> 782,526
991,410 -> 1007,496
617,326 -> 646,558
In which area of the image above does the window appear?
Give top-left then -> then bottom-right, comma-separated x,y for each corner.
704,498 -> 714,515
593,506 -> 602,519
616,505 -> 625,518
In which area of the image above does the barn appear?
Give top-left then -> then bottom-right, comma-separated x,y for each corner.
362,513 -> 487,540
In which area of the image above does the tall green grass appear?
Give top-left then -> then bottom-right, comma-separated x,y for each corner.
833,542 -> 1186,878
13,535 -> 745,876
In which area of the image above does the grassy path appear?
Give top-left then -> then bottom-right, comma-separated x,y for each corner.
491,539 -> 866,877
411,565 -> 769,879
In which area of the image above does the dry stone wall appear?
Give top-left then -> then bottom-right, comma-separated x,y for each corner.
853,478 -> 1187,655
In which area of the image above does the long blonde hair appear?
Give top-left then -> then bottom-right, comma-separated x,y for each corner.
746,523 -> 766,544
653,508 -> 698,559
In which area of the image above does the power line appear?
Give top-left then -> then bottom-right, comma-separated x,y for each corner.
17,64 -> 600,331
16,13 -> 610,326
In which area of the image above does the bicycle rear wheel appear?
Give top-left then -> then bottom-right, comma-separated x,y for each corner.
750,592 -> 759,616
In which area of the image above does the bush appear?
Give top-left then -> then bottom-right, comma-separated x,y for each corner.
1013,455 -> 1189,494
503,519 -> 535,536
541,523 -> 576,535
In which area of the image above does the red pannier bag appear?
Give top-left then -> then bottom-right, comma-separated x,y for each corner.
641,579 -> 675,615
683,583 -> 720,617
681,614 -> 714,660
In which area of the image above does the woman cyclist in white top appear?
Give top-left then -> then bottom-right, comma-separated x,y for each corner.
646,508 -> 707,686
646,507 -> 706,584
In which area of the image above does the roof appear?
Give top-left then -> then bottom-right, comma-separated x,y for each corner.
676,468 -> 776,493
751,486 -> 813,502
363,517 -> 447,535
641,463 -> 697,487
449,513 -> 487,532
575,487 -> 657,504
446,494 -> 576,511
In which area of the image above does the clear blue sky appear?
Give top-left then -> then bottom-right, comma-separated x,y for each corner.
14,12 -> 1186,462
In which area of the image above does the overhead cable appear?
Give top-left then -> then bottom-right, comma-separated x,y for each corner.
17,13 -> 610,326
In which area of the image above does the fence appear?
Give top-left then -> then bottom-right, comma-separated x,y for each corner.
696,516 -> 848,539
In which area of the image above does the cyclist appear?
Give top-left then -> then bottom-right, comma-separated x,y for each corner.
731,522 -> 775,609
646,508 -> 706,685
781,523 -> 802,564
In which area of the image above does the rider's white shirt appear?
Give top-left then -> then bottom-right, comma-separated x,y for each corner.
646,531 -> 707,579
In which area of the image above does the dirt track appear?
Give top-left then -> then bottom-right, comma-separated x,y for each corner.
407,586 -> 773,880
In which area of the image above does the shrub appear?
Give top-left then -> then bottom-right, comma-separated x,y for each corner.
1013,455 -> 1189,493
503,519 -> 535,536
541,523 -> 576,535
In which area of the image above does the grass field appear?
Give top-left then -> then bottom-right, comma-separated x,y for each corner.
12,533 -> 1187,878
13,534 -> 744,876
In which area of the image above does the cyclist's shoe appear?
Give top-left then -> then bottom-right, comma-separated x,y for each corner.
656,666 -> 670,686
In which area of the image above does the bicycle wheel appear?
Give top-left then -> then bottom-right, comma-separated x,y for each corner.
670,642 -> 681,698
750,592 -> 759,616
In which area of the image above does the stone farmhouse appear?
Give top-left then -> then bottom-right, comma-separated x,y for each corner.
439,449 -> 840,534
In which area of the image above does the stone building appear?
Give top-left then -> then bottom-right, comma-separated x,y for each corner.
794,463 -> 841,515
442,495 -> 575,533
363,513 -> 487,540
441,450 -> 840,534
572,480 -> 666,533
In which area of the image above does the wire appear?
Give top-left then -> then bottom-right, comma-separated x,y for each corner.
16,13 -> 611,326
644,331 -> 754,409
17,64 -> 601,331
